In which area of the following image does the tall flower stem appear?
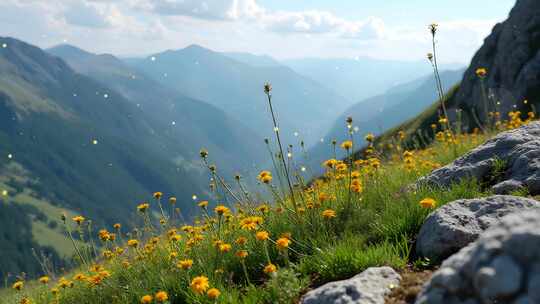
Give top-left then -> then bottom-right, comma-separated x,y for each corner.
264,84 -> 299,214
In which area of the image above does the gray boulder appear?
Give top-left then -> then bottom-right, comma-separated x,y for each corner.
416,209 -> 540,304
419,122 -> 540,194
416,195 -> 539,262
301,267 -> 400,304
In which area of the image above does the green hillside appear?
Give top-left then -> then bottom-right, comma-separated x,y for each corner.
0,37 -> 250,278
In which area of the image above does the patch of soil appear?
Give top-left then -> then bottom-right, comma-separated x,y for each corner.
385,267 -> 434,304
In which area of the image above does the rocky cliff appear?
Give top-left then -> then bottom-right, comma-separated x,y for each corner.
450,0 -> 540,124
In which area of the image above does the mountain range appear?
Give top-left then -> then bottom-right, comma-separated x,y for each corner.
305,68 -> 465,170
127,45 -> 351,147
283,57 -> 462,102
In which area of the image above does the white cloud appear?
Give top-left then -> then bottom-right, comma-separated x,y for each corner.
0,0 -> 503,63
140,0 -> 263,20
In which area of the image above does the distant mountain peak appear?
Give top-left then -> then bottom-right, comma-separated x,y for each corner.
47,44 -> 94,59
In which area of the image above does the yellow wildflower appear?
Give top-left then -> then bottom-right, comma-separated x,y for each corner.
419,198 -> 437,209
155,291 -> 168,303
12,281 -> 23,291
276,237 -> 291,250
322,209 -> 336,219
72,216 -> 85,225
177,259 -> 193,270
207,288 -> 221,300
140,295 -> 153,304
256,231 -> 269,241
263,263 -> 277,274
190,276 -> 210,294
340,140 -> 353,150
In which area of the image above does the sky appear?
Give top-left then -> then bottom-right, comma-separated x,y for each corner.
0,0 -> 516,63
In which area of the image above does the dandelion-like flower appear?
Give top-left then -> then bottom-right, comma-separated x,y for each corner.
12,281 -> 23,291
155,291 -> 168,303
235,236 -> 248,245
153,192 -> 162,199
190,276 -> 210,294
276,237 -> 291,250
198,200 -> 209,208
207,288 -> 221,300
365,133 -> 375,142
240,216 -> 263,230
140,295 -> 153,304
340,140 -> 353,150
219,243 -> 232,253
257,170 -> 273,184
419,198 -> 437,209
39,276 -> 50,284
214,205 -> 230,215
235,250 -> 248,259
137,203 -> 150,213
127,239 -> 139,248
177,259 -> 193,270
322,209 -> 336,219
72,216 -> 85,225
263,263 -> 277,274
476,68 -> 487,78
256,230 -> 269,241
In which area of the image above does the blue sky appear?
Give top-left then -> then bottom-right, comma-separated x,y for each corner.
0,0 -> 517,63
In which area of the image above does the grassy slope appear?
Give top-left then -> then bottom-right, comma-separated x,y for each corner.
3,122 -> 503,303
0,163 -> 82,257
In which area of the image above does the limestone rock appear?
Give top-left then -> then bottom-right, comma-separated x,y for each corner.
416,209 -> 540,304
301,267 -> 400,304
419,122 -> 540,195
416,195 -> 539,262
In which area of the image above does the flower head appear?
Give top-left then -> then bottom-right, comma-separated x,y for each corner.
137,203 -> 150,213
153,192 -> 162,199
264,82 -> 272,95
263,263 -> 277,274
207,288 -> 221,300
12,281 -> 23,291
240,216 -> 263,231
190,276 -> 210,294
235,250 -> 248,259
476,68 -> 487,78
428,23 -> 438,36
140,295 -> 153,304
256,230 -> 269,241
276,237 -> 291,250
419,198 -> 437,209
127,239 -> 139,248
219,243 -> 232,253
365,133 -> 375,142
322,209 -> 336,219
340,140 -> 353,150
257,170 -> 273,184
155,291 -> 168,303
72,216 -> 85,225
214,205 -> 230,216
198,200 -> 209,208
39,276 -> 50,284
177,259 -> 193,270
